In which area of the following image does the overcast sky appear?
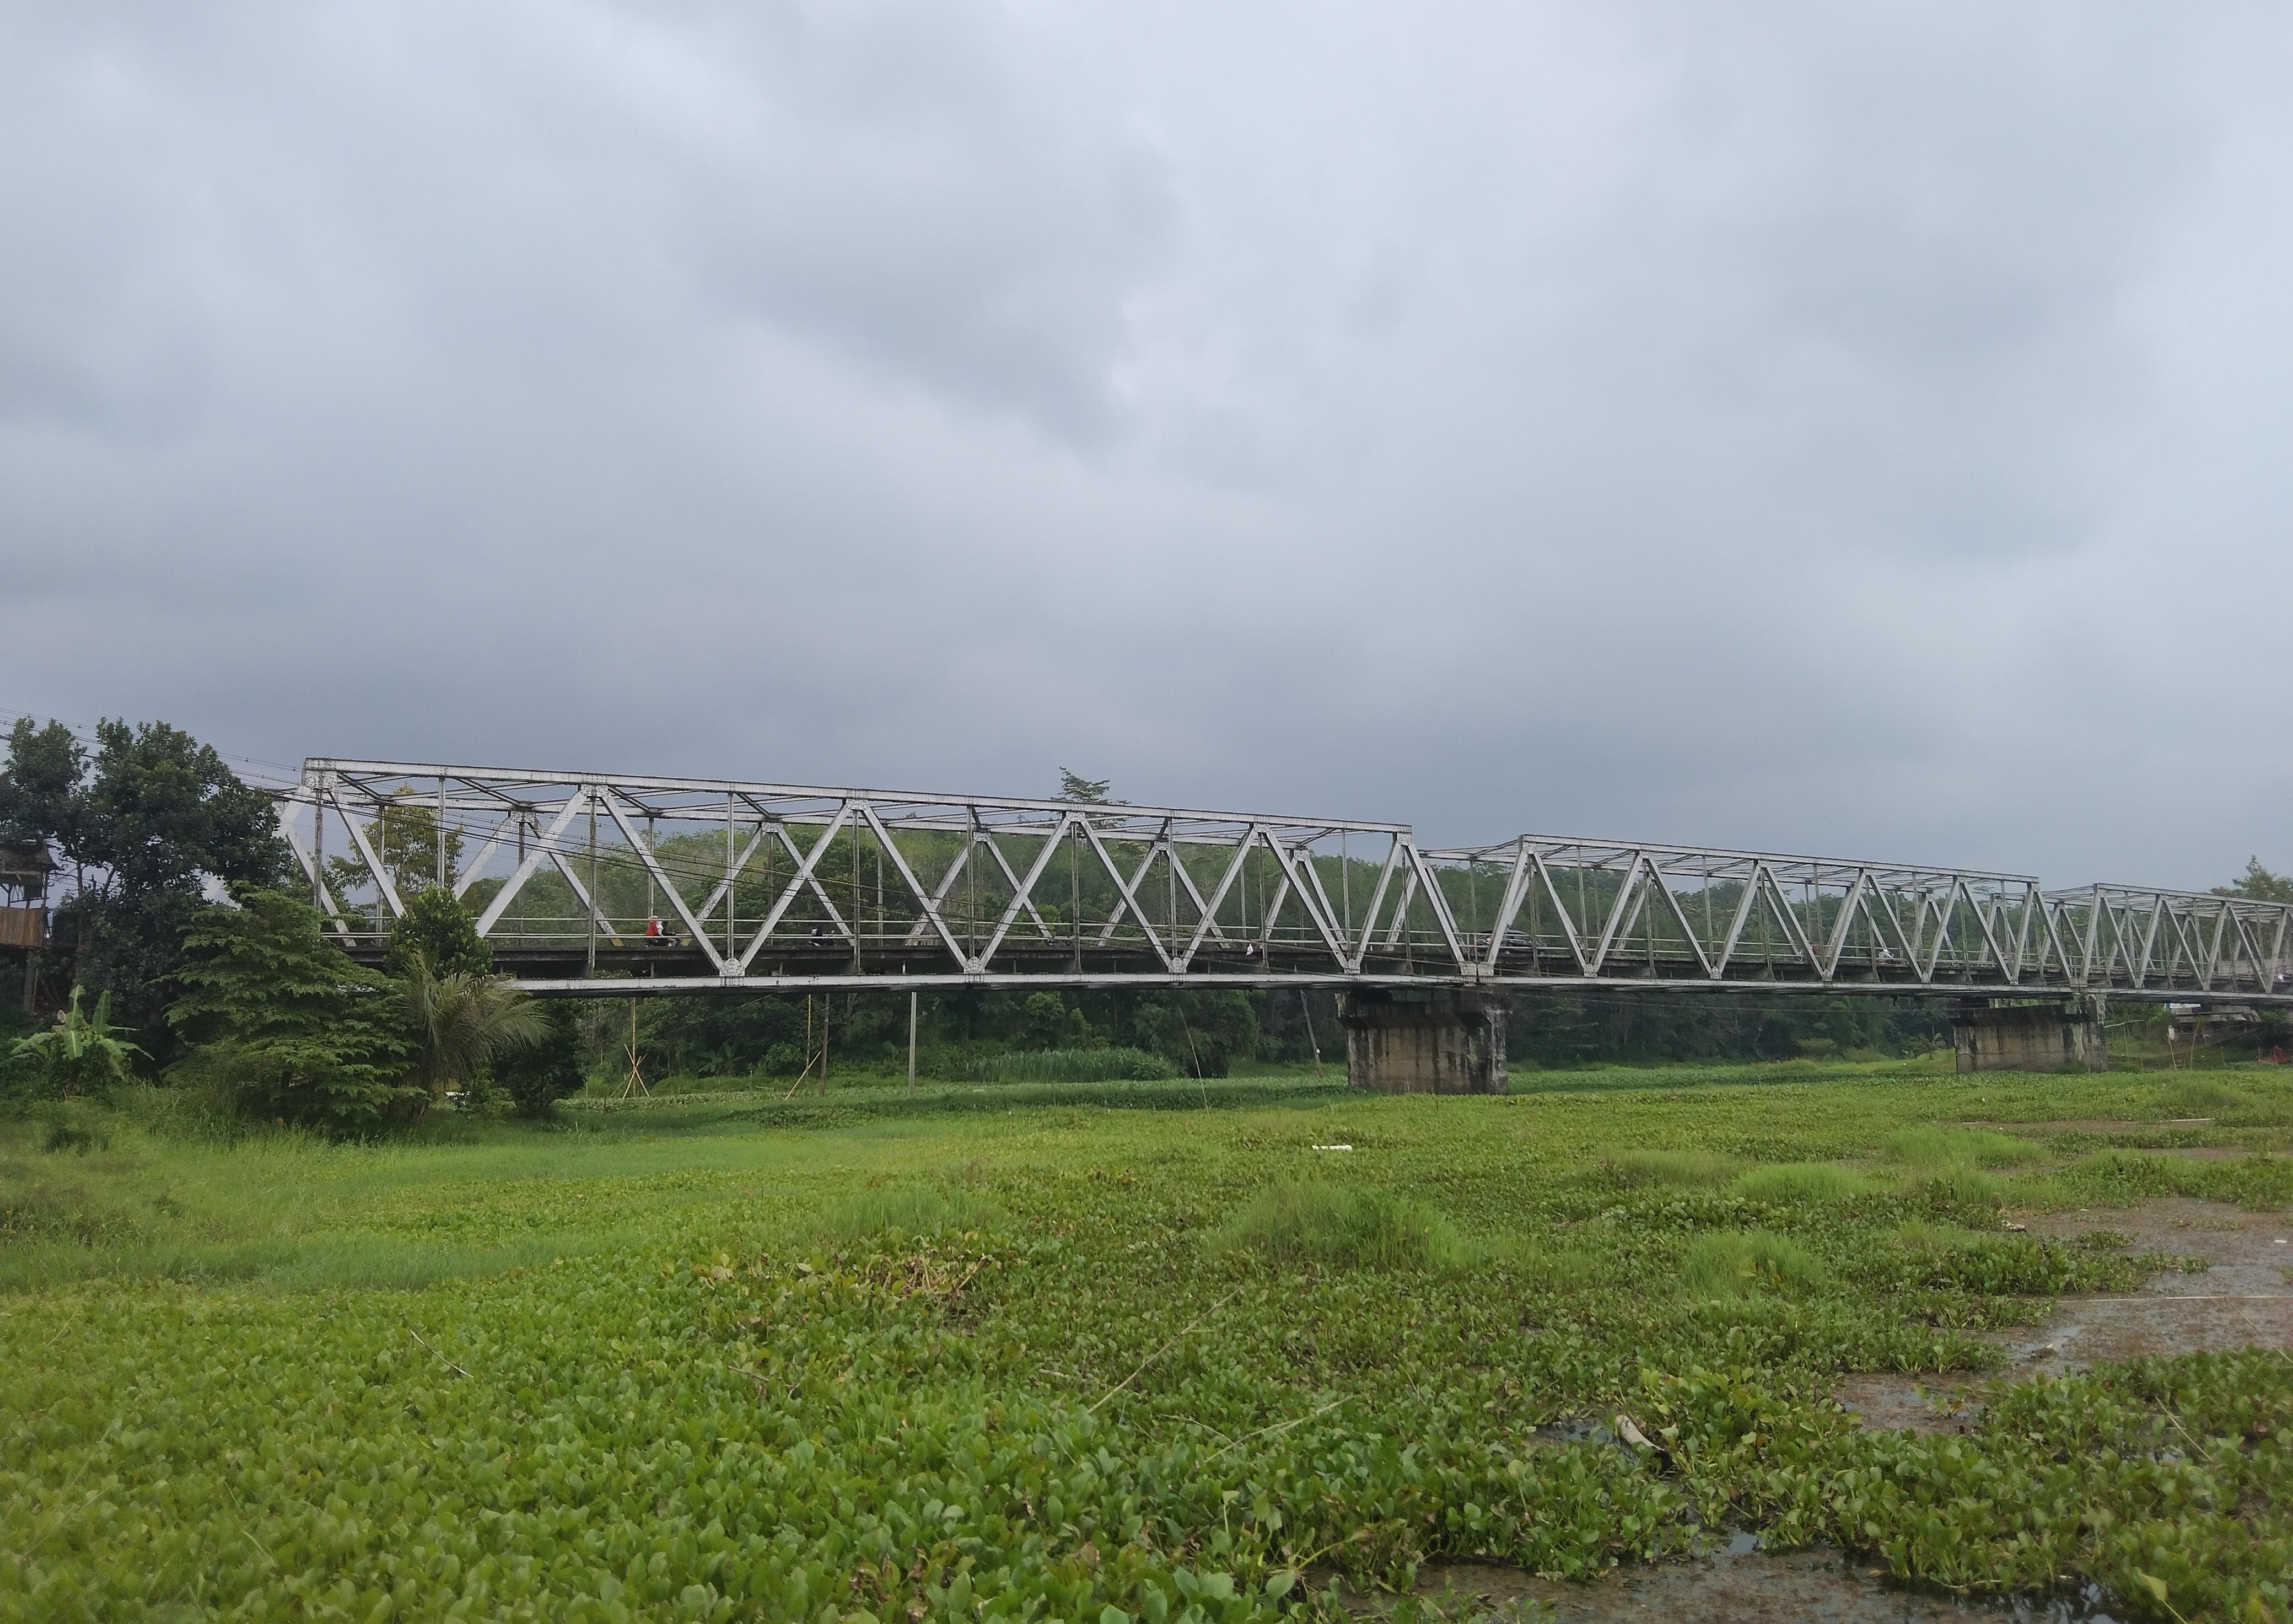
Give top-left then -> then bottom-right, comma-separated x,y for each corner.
4,3 -> 2290,886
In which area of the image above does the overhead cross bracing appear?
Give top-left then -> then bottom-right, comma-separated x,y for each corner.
276,760 -> 2293,1005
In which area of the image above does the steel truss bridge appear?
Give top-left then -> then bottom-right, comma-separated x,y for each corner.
277,760 -> 2293,1007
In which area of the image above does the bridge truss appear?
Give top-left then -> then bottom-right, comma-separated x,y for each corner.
277,761 -> 2293,1005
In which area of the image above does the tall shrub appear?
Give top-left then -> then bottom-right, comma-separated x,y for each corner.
385,885 -> 492,980
168,889 -> 416,1131
493,1001 -> 588,1117
399,951 -> 545,1107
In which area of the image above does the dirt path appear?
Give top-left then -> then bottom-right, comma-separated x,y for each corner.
1840,1197 -> 2293,1432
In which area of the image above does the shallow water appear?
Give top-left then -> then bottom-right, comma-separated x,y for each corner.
1839,1197 -> 2293,1431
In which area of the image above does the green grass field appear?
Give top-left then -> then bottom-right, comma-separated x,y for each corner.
5,1058 -> 2292,1621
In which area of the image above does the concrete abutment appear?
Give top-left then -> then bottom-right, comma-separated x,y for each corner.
1951,997 -> 2107,1073
1339,988 -> 1508,1094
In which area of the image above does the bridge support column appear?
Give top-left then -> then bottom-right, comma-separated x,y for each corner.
1338,988 -> 1507,1094
1951,998 -> 2106,1073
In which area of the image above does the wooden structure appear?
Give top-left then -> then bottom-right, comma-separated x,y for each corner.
1,838 -> 53,950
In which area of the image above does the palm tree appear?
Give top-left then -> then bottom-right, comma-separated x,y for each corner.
399,952 -> 547,1104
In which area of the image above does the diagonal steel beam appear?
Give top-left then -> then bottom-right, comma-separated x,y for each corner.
1348,836 -> 1404,971
973,821 -> 1077,972
734,806 -> 856,973
1178,825 -> 1266,969
977,830 -> 1058,943
474,794 -> 587,935
1647,861 -> 1718,979
1094,827 -> 1167,949
328,784 -> 406,922
277,793 -> 353,938
1077,819 -> 1180,972
451,810 -> 521,902
857,802 -> 969,967
600,789 -> 727,974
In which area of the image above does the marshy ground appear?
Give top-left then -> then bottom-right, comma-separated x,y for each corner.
3,1056 -> 2289,1621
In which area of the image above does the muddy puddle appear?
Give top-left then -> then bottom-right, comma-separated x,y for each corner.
1840,1198 -> 2293,1433
1333,1202 -> 2284,1622
1329,1542 -> 2124,1621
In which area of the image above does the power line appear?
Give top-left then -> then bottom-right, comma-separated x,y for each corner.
2,705 -> 302,791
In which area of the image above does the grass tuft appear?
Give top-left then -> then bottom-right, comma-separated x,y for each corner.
1605,1148 -> 1740,1188
2154,1077 -> 2246,1116
1211,1179 -> 1470,1271
1510,1245 -> 1602,1292
1680,1229 -> 1828,1297
1728,1162 -> 1883,1204
1881,1125 -> 2047,1170
808,1184 -> 1005,1243
1917,1164 -> 2009,1216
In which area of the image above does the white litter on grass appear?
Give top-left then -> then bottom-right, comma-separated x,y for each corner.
1310,1144 -> 1353,1152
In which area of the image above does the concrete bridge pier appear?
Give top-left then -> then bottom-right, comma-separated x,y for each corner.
1951,997 -> 2107,1073
1339,988 -> 1508,1094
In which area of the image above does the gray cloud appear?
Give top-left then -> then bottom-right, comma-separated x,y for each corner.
5,1 -> 2291,888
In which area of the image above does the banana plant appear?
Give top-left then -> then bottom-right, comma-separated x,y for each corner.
11,985 -> 146,1100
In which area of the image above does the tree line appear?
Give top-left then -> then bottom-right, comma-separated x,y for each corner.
1,718 -> 582,1128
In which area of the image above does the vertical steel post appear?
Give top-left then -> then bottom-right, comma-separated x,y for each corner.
585,788 -> 599,979
907,988 -> 917,1096
312,778 -> 326,912
726,794 -> 736,960
437,776 -> 447,891
1166,841 -> 1177,955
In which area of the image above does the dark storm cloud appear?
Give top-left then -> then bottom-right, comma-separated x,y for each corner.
4,2 -> 2291,888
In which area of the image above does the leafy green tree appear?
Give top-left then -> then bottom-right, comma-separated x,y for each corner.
1057,769 -> 1112,804
8,986 -> 144,1103
399,951 -> 546,1108
6,718 -> 292,1063
72,720 -> 288,896
493,1001 -> 588,1117
385,885 -> 492,980
1022,990 -> 1096,1048
324,793 -> 464,904
0,719 -> 85,852
168,889 -> 416,1131
1127,989 -> 1257,1077
2218,858 -> 2293,905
